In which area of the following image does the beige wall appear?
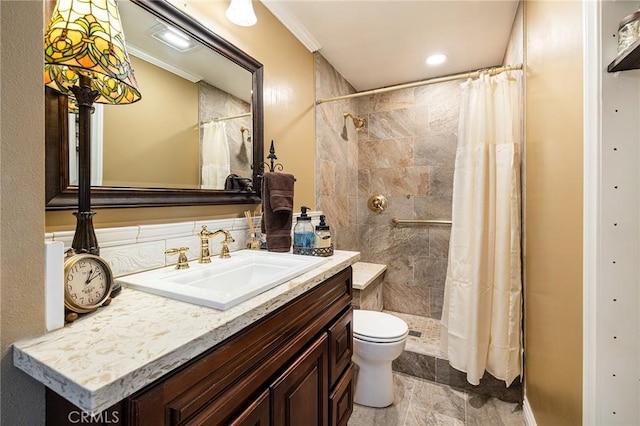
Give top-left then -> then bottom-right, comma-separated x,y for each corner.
1,1 -> 47,424
524,1 -> 583,424
103,56 -> 200,188
45,0 -> 315,230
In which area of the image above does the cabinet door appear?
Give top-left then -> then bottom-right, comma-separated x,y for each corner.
271,334 -> 328,426
329,364 -> 354,426
327,308 -> 352,387
229,390 -> 270,426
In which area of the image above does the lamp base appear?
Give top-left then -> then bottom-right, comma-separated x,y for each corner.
71,211 -> 121,298
72,211 -> 99,255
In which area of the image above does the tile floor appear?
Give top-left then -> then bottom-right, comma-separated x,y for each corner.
348,372 -> 525,426
387,310 -> 442,357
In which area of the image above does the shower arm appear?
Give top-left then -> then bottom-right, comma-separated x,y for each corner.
343,112 -> 367,131
240,126 -> 251,143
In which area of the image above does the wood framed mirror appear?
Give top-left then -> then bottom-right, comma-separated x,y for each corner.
45,0 -> 264,209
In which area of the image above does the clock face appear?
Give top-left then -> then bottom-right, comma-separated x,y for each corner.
64,255 -> 112,312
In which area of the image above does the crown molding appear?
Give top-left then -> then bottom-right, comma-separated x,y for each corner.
260,0 -> 321,52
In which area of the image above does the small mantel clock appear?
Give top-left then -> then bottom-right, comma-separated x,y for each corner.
63,250 -> 113,323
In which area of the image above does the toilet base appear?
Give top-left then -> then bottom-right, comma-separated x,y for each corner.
352,354 -> 395,408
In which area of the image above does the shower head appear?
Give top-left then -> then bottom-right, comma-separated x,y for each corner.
240,126 -> 251,143
343,112 -> 367,131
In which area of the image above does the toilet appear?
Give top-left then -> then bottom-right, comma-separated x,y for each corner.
352,309 -> 409,408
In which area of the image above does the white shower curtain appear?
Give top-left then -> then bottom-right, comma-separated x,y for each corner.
440,71 -> 523,386
201,121 -> 230,190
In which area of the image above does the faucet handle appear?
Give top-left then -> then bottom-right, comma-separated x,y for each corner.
165,247 -> 189,269
199,225 -> 213,238
219,240 -> 231,259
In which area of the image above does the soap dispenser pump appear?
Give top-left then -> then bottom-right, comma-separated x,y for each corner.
315,215 -> 332,248
293,206 -> 315,249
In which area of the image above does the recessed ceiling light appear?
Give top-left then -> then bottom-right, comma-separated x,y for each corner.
151,24 -> 198,53
426,54 -> 447,66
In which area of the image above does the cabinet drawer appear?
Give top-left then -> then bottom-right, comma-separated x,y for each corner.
228,390 -> 270,426
328,308 -> 352,387
329,364 -> 354,426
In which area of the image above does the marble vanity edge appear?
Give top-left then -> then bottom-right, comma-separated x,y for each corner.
13,250 -> 360,413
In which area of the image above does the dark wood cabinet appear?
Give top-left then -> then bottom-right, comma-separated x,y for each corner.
329,364 -> 354,426
271,335 -> 328,426
228,390 -> 270,426
47,266 -> 354,426
327,309 -> 352,386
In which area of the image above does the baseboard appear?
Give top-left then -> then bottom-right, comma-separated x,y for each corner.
523,395 -> 537,426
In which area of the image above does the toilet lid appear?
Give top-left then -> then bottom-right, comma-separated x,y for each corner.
353,310 -> 409,343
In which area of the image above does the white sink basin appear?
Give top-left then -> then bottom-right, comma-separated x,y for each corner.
116,250 -> 330,310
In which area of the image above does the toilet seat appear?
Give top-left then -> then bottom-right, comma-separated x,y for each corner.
353,310 -> 409,344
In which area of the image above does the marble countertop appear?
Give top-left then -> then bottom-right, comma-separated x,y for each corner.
13,250 -> 360,413
351,261 -> 387,290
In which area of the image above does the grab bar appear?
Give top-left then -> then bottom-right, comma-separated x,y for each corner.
391,218 -> 452,226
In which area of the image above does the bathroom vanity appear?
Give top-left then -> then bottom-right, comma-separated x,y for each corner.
14,250 -> 360,425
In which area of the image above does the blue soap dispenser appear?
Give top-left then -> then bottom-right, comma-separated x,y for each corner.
293,206 -> 315,251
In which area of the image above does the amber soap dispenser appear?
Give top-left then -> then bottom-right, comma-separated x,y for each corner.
315,215 -> 332,248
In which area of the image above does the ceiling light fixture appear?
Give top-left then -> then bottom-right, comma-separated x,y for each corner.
160,31 -> 190,49
226,0 -> 257,27
426,54 -> 447,66
151,24 -> 198,52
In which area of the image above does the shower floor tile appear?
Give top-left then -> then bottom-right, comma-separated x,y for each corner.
385,310 -> 444,359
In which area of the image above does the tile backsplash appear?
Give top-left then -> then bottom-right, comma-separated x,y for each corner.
46,211 -> 324,278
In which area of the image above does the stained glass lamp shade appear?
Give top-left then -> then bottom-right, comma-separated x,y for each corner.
44,0 -> 141,267
44,0 -> 141,104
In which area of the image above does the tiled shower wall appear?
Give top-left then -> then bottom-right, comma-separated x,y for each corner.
314,54 -> 360,251
315,53 -> 460,319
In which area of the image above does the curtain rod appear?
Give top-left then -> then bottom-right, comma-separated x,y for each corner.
201,112 -> 251,125
316,63 -> 523,105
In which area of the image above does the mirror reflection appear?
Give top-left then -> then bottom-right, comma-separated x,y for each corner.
67,0 -> 253,191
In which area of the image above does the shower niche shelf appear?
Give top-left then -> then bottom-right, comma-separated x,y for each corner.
608,37 -> 640,72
